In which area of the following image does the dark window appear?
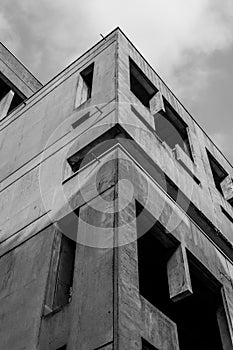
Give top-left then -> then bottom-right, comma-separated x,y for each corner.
206,150 -> 228,195
0,75 -> 25,116
81,63 -> 94,100
56,346 -> 67,350
136,202 -> 230,350
8,93 -> 24,113
129,58 -> 157,108
53,235 -> 76,309
75,63 -> 94,107
67,126 -> 130,174
142,338 -> 158,350
155,99 -> 192,159
0,78 -> 10,100
228,196 -> 233,207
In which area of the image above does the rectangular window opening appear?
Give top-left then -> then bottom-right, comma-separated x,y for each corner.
75,63 -> 94,108
0,75 -> 25,116
56,346 -> 67,350
129,58 -> 157,108
67,126 -> 131,174
136,201 -> 231,350
206,150 -> 228,195
53,234 -> 76,310
155,99 -> 193,160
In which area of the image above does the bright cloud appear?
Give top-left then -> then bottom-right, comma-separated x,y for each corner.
87,0 -> 233,79
0,11 -> 19,52
0,0 -> 233,164
1,0 -> 233,83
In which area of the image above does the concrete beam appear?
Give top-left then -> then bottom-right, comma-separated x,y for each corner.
167,244 -> 193,302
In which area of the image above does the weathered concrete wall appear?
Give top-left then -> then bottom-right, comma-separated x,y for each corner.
38,157 -> 117,349
115,150 -> 233,349
0,27 -> 232,350
0,31 -> 117,246
0,225 -> 55,350
116,28 -> 233,248
0,30 -> 118,349
0,40 -> 117,182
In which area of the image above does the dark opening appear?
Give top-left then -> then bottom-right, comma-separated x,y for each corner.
68,136 -> 118,173
53,235 -> 76,309
67,125 -> 131,173
80,63 -> 94,100
8,93 -> 24,113
0,78 -> 10,100
155,99 -> 193,159
0,76 -> 25,114
56,346 -> 67,350
129,58 -> 157,108
228,197 -> 233,207
136,202 -> 228,350
142,338 -> 158,350
206,150 -> 228,195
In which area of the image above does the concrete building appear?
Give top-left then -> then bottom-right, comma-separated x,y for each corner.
0,28 -> 233,350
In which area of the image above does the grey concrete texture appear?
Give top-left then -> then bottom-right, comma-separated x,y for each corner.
0,28 -> 232,349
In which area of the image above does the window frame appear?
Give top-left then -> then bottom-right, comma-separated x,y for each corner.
44,230 -> 76,315
74,62 -> 94,109
206,149 -> 228,195
154,97 -> 193,161
129,58 -> 157,109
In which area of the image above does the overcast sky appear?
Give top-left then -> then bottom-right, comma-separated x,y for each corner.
1,0 -> 233,165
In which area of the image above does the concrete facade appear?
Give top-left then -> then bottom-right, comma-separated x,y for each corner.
0,28 -> 233,349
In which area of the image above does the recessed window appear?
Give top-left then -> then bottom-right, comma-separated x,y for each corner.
0,75 -> 25,117
154,99 -> 193,159
67,137 -> 111,174
136,202 -> 231,350
53,234 -> 76,309
142,338 -> 158,350
75,63 -> 94,108
67,126 -> 130,174
206,150 -> 228,195
44,232 -> 76,314
129,58 -> 157,108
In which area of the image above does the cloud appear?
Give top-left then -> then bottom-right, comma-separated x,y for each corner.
87,0 -> 233,74
1,0 -> 233,164
1,0 -> 233,85
0,11 -> 19,52
0,0 -> 95,81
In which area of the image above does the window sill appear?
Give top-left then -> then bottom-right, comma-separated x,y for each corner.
173,144 -> 200,185
156,139 -> 200,185
43,302 -> 70,318
74,96 -> 91,112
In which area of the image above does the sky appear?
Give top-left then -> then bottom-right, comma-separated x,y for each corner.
1,0 -> 233,165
